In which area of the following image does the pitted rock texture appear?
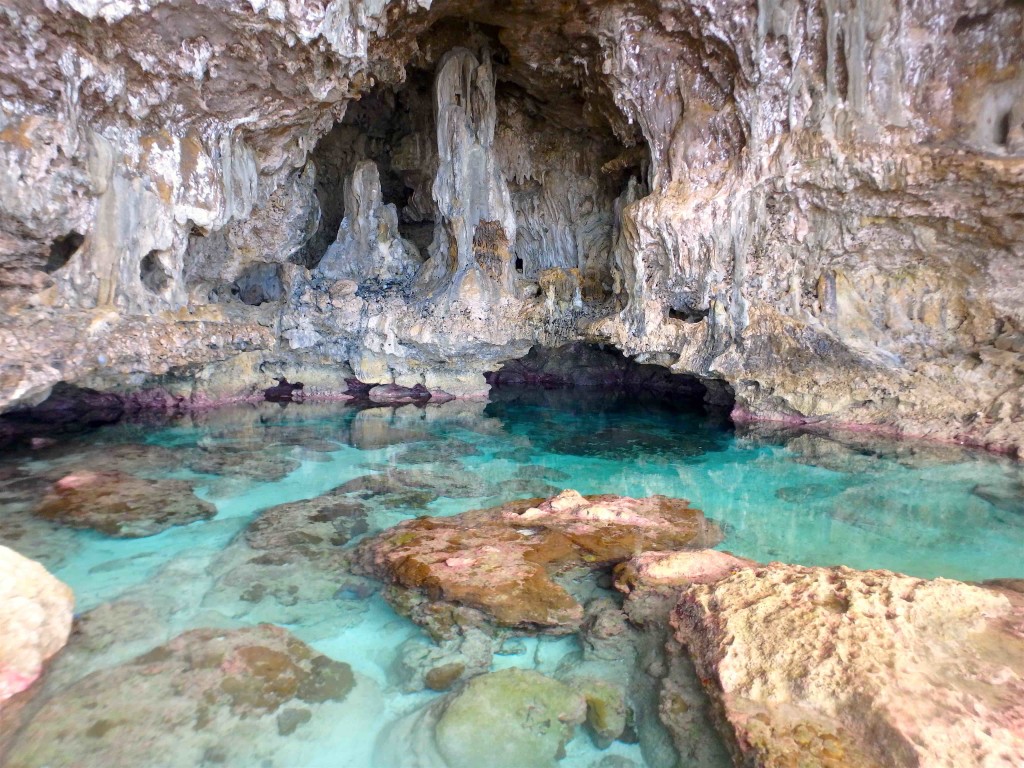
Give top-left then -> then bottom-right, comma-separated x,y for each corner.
0,546 -> 73,704
377,668 -> 588,768
352,489 -> 721,633
2,625 -> 356,768
203,489 -> 368,625
671,563 -> 1024,768
0,0 -> 1023,451
33,470 -> 216,538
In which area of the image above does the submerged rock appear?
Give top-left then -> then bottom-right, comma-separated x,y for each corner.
670,562 -> 1024,768
377,668 -> 587,768
4,625 -> 355,768
0,546 -> 73,704
972,481 -> 1024,517
436,669 -> 586,768
353,489 -> 721,634
203,491 -> 369,626
33,470 -> 216,537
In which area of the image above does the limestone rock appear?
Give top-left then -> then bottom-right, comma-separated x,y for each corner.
416,47 -> 518,300
614,550 -> 755,594
33,470 -> 216,538
352,489 -> 721,633
569,677 -> 629,749
3,625 -> 355,768
672,564 -> 1024,767
436,669 -> 587,768
203,490 -> 367,626
377,668 -> 587,768
0,546 -> 73,704
366,383 -> 431,404
1,0 -> 1024,452
316,160 -> 421,283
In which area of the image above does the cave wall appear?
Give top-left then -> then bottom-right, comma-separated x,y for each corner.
1,0 -> 1023,451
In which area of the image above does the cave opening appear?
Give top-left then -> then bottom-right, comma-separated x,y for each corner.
485,342 -> 735,418
45,231 -> 85,273
305,65 -> 437,267
996,110 -> 1012,147
305,13 -> 650,300
140,250 -> 171,294
232,262 -> 284,306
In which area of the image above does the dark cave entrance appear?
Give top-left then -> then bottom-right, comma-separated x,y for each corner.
485,343 -> 736,418
302,15 -> 651,296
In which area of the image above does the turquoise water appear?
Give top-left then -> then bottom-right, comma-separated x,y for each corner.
1,393 -> 1022,766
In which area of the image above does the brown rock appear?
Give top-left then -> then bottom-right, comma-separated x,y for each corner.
367,383 -> 431,404
423,662 -> 465,692
34,471 -> 216,538
353,489 -> 721,633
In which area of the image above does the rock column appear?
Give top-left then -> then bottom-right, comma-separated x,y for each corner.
416,48 -> 518,302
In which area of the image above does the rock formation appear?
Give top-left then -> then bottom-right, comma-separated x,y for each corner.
352,489 -> 721,633
0,0 -> 1023,449
316,160 -> 422,282
33,470 -> 217,537
0,547 -> 73,705
2,625 -> 358,767
607,549 -> 1024,768
669,561 -> 1024,768
377,668 -> 588,768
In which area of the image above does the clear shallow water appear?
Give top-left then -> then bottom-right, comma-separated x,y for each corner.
1,392 -> 1022,767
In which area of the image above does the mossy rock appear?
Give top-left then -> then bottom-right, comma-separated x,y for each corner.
435,668 -> 587,768
571,678 -> 628,749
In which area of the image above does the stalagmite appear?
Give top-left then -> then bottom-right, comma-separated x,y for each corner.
316,160 -> 422,283
415,48 -> 518,303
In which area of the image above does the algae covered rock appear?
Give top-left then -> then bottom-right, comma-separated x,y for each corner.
672,563 -> 1024,768
203,490 -> 368,626
435,668 -> 587,768
33,470 -> 215,537
0,545 -> 73,703
353,489 -> 721,634
4,625 -> 355,767
557,676 -> 629,749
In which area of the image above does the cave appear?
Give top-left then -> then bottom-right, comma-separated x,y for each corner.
486,342 -> 735,414
139,250 -> 171,294
304,15 -> 649,303
44,232 -> 85,273
2,2 -> 1024,767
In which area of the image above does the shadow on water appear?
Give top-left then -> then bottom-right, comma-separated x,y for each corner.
484,386 -> 735,461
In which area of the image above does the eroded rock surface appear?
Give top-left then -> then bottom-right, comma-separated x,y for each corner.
33,470 -> 216,537
670,563 -> 1024,768
377,668 -> 588,768
3,0 -> 1021,449
3,625 -> 357,768
203,490 -> 368,626
0,546 -> 73,704
352,489 -> 721,633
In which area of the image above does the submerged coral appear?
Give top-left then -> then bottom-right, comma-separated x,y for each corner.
34,470 -> 215,537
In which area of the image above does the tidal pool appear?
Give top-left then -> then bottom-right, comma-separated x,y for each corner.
1,391 -> 1022,767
